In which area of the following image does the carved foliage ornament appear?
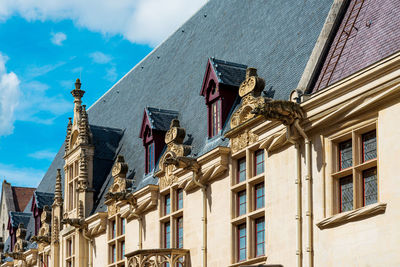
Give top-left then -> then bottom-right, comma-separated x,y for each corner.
231,130 -> 259,153
231,68 -> 266,129
159,120 -> 192,190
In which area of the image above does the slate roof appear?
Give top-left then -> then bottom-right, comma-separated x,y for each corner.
34,0 -> 333,215
311,0 -> 400,93
8,212 -> 31,229
145,107 -> 179,132
33,191 -> 54,210
210,58 -> 247,87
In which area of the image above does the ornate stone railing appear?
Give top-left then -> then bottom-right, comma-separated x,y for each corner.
126,248 -> 190,267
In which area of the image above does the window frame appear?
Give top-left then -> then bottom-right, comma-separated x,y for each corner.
255,217 -> 265,257
330,122 -> 378,215
237,157 -> 246,184
254,150 -> 265,176
237,223 -> 247,262
254,183 -> 265,210
108,215 -> 126,266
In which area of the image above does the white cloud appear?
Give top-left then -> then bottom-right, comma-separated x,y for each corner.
0,0 -> 208,46
90,51 -> 112,64
51,32 -> 67,46
0,163 -> 44,187
16,80 -> 72,123
105,66 -> 117,82
0,53 -> 20,136
28,149 -> 56,160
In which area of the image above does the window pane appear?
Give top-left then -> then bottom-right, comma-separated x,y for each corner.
165,223 -> 170,248
255,218 -> 265,257
362,131 -> 377,162
339,176 -> 353,212
121,218 -> 125,235
363,168 -> 377,206
177,217 -> 183,248
148,143 -> 154,172
238,191 -> 246,216
177,189 -> 183,210
111,221 -> 116,239
238,224 -> 246,261
121,241 -> 125,259
255,183 -> 265,209
255,150 -> 264,175
238,158 -> 246,183
165,194 -> 170,215
339,140 -> 352,170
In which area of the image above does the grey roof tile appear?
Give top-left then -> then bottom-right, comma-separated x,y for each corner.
34,0 -> 333,214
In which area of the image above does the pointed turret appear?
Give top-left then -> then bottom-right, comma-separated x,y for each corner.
71,78 -> 85,125
53,169 -> 63,206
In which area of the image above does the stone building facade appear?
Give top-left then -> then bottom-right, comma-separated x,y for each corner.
2,0 -> 400,266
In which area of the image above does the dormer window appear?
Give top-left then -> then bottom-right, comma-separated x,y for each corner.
147,142 -> 155,173
139,107 -> 179,174
200,58 -> 247,138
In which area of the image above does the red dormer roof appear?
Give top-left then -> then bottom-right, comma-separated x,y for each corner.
11,186 -> 35,212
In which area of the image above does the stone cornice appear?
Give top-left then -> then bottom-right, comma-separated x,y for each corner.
316,202 -> 387,229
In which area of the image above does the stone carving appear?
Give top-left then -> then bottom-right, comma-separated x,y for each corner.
77,149 -> 89,192
31,206 -> 51,245
252,100 -> 304,126
52,169 -> 63,207
231,130 -> 259,153
14,224 -> 28,253
65,117 -> 72,153
52,217 -> 59,244
231,68 -> 267,128
108,203 -> 120,217
158,120 -> 193,190
126,249 -> 189,267
105,155 -> 134,205
61,201 -> 86,229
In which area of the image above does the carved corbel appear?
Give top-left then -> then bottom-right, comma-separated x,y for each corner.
158,120 -> 194,190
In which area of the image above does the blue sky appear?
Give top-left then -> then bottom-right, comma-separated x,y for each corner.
0,0 -> 207,187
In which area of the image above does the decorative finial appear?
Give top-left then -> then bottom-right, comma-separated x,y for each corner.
75,78 -> 81,90
54,169 -> 62,205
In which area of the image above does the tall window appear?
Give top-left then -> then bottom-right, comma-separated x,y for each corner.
146,142 -> 155,174
164,222 -> 171,248
237,158 -> 246,183
211,100 -> 222,137
177,217 -> 183,248
237,224 -> 246,262
108,216 -> 126,266
232,148 -> 266,263
332,127 -> 378,214
164,194 -> 171,215
255,218 -> 265,257
161,188 -> 184,252
66,236 -> 75,267
67,161 -> 79,211
254,150 -> 265,176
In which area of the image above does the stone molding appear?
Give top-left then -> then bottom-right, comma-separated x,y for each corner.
316,202 -> 387,229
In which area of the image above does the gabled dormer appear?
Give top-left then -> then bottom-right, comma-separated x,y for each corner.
139,107 -> 179,174
200,58 -> 247,138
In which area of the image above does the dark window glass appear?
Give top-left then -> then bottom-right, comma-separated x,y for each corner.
121,218 -> 125,235
255,150 -> 265,175
339,140 -> 352,170
238,190 -> 246,216
148,142 -> 154,173
111,220 -> 116,239
238,224 -> 246,262
363,168 -> 377,206
177,217 -> 183,248
211,100 -> 222,137
164,222 -> 170,248
165,194 -> 171,215
255,183 -> 265,209
120,241 -> 125,260
339,176 -> 353,212
238,158 -> 246,183
111,244 -> 116,263
177,189 -> 183,210
362,130 -> 377,162
255,218 -> 265,257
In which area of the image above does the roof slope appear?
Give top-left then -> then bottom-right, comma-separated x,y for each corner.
36,0 -> 334,212
11,187 -> 35,212
311,0 -> 400,92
